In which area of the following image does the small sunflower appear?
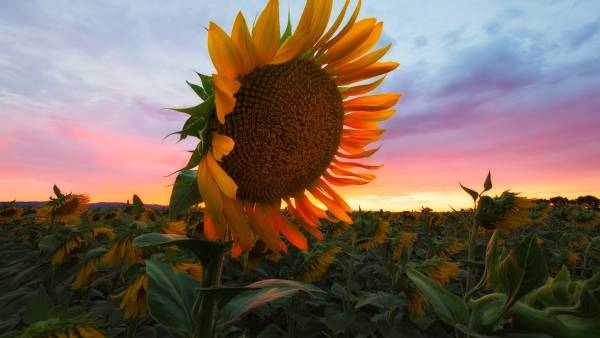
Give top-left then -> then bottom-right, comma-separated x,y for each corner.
357,219 -> 390,250
476,192 -> 534,232
179,0 -> 399,255
91,226 -> 116,241
51,235 -> 87,266
161,221 -> 188,235
100,237 -> 142,267
301,243 -> 343,283
408,290 -> 426,318
0,204 -> 23,223
71,257 -> 100,290
113,273 -> 148,319
47,192 -> 90,223
391,231 -> 417,261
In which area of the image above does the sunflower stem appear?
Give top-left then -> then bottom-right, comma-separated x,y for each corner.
464,200 -> 478,299
192,249 -> 225,338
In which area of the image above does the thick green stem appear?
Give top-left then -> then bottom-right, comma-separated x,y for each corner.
192,253 -> 225,338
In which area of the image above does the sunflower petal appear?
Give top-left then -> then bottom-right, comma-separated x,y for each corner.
331,43 -> 391,75
318,0 -> 361,52
208,22 -> 242,80
285,199 -> 324,240
213,74 -> 240,124
203,213 -> 223,241
340,76 -> 386,97
336,61 -> 399,85
323,172 -> 370,186
329,164 -> 375,181
266,204 -> 308,251
317,178 -> 352,212
314,0 -> 350,49
344,93 -> 401,111
245,203 -> 286,254
222,195 -> 255,251
211,133 -> 235,161
332,159 -> 382,170
322,18 -> 375,64
308,0 -> 334,47
327,21 -> 383,69
271,30 -> 310,64
252,0 -> 280,65
343,119 -> 379,130
206,152 -> 237,199
197,157 -> 227,232
231,12 -> 258,74
308,187 -> 352,223
336,147 -> 380,159
344,109 -> 396,122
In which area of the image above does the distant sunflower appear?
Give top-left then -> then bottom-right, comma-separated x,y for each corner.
357,219 -> 390,250
101,237 -> 142,267
185,0 -> 399,255
301,243 -> 343,283
391,231 -> 417,261
0,205 -> 23,223
161,221 -> 187,235
113,273 -> 148,319
50,193 -> 90,223
476,192 -> 534,232
71,257 -> 100,290
35,326 -> 106,338
174,262 -> 204,281
51,235 -> 87,266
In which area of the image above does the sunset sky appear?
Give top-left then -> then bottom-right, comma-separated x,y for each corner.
1,0 -> 599,211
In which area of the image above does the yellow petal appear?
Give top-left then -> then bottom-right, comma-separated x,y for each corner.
206,152 -> 237,199
231,12 -> 258,74
343,93 -> 401,111
222,195 -> 255,251
327,21 -> 383,69
314,0 -> 350,50
331,44 -> 391,75
208,22 -> 241,80
211,133 -> 235,161
197,156 -> 226,227
322,18 -> 376,64
308,0 -> 333,47
308,187 -> 352,223
336,61 -> 399,85
318,0 -> 362,53
271,30 -> 310,64
213,74 -> 240,124
245,203 -> 285,254
252,0 -> 280,65
340,76 -> 386,97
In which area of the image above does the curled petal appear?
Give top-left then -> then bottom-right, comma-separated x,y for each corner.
213,75 -> 240,124
222,195 -> 255,252
285,198 -> 324,240
197,157 -> 227,235
327,21 -> 383,69
211,133 -> 235,160
245,203 -> 286,254
206,152 -> 238,199
317,178 -> 352,212
266,204 -> 308,251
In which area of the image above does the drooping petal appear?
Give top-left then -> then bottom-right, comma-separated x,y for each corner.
231,12 -> 259,74
322,18 -> 376,64
336,61 -> 399,85
208,22 -> 242,79
329,164 -> 375,181
252,0 -> 280,65
222,195 -> 255,251
205,152 -> 237,199
285,198 -> 324,240
294,193 -> 321,226
340,76 -> 386,97
308,187 -> 353,223
203,213 -> 223,241
245,203 -> 286,254
343,93 -> 401,111
213,74 -> 241,124
211,133 -> 235,161
317,178 -> 352,212
266,204 -> 308,251
197,157 -> 227,233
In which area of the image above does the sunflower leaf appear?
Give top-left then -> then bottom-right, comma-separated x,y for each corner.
460,183 -> 479,202
168,170 -> 202,219
145,259 -> 200,334
23,286 -> 53,325
198,73 -> 214,96
170,96 -> 214,117
187,80 -> 208,100
483,171 -> 492,193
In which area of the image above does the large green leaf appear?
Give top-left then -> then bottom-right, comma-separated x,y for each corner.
145,259 -> 200,334
405,264 -> 468,327
23,286 -> 53,324
460,183 -> 479,202
168,170 -> 202,219
497,233 -> 547,313
133,233 -> 231,267
200,279 -> 322,325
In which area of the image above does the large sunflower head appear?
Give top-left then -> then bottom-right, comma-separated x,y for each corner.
176,0 -> 399,255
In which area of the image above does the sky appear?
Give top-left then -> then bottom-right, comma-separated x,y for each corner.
1,0 -> 599,211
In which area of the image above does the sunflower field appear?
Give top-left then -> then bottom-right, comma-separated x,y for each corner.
1,175 -> 600,338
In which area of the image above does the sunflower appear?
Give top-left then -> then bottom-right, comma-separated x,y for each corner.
161,221 -> 187,235
91,226 -> 116,241
426,259 -> 461,286
49,193 -> 90,223
180,0 -> 399,255
100,237 -> 142,267
301,243 -> 342,283
113,273 -> 148,319
174,262 -> 204,281
408,290 -> 426,318
71,257 -> 100,290
476,192 -> 534,232
0,205 -> 23,223
357,219 -> 390,250
36,326 -> 106,338
391,231 -> 417,261
51,235 -> 87,266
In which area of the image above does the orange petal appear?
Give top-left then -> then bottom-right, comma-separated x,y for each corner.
340,76 -> 386,97
308,187 -> 353,223
339,142 -> 367,154
314,0 -> 350,50
294,193 -> 322,226
222,195 -> 255,252
336,61 -> 399,85
329,164 -> 376,181
322,18 -> 376,64
317,178 -> 352,212
343,128 -> 385,139
332,158 -> 382,170
197,158 -> 227,236
327,21 -> 383,69
211,133 -> 235,161
308,0 -> 334,47
323,172 -> 370,186
284,199 -> 324,240
344,109 -> 396,122
213,74 -> 240,124
331,43 -> 391,75
344,93 -> 401,111
343,119 -> 379,130
336,147 -> 380,159
206,152 -> 237,199
252,0 -> 280,65
245,203 -> 286,254
271,30 -> 310,64
318,0 -> 361,52
203,213 -> 222,241
208,22 -> 241,80
266,204 -> 308,251
231,12 -> 258,74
